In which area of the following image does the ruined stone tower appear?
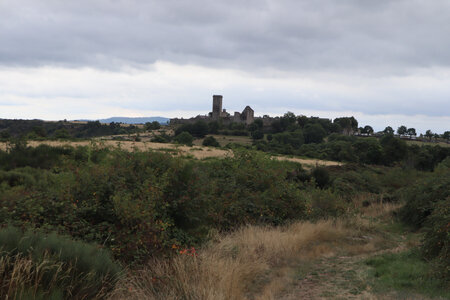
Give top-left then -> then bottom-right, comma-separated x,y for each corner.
242,106 -> 255,125
212,95 -> 223,120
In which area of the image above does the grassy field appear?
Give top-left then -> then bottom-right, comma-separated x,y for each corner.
405,139 -> 450,147
110,201 -> 445,300
193,134 -> 253,147
0,139 -> 341,167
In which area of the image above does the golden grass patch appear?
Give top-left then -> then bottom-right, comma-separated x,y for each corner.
109,216 -> 387,300
0,140 -> 340,166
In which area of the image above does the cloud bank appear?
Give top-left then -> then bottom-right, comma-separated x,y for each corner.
0,0 -> 449,132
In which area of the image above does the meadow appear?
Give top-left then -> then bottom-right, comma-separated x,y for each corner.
0,116 -> 449,299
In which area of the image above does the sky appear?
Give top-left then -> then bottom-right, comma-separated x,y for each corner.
1,0 -> 449,134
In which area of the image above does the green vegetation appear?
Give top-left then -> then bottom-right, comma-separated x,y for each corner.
145,121 -> 161,131
366,250 -> 449,298
0,227 -> 120,299
0,144 -> 339,264
399,158 -> 450,282
0,113 -> 449,298
202,136 -> 220,147
174,131 -> 194,145
0,119 -> 148,140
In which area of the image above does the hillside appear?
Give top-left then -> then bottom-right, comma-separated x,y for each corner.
78,117 -> 170,124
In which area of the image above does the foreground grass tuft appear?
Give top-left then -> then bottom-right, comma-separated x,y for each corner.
365,249 -> 450,299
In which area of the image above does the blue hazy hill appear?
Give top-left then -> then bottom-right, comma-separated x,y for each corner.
78,117 -> 170,124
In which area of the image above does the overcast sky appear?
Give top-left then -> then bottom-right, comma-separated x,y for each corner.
1,0 -> 449,133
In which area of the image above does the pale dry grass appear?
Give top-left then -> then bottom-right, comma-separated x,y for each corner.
273,156 -> 342,167
110,219 -> 372,300
0,140 -> 341,165
193,135 -> 253,147
0,254 -> 64,299
110,201 -> 401,300
0,253 -> 116,299
360,201 -> 403,219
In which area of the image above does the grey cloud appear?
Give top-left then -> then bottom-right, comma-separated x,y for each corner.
2,0 -> 450,73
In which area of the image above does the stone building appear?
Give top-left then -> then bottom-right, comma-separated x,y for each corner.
170,95 -> 255,125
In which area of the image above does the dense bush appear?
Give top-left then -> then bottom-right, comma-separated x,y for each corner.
0,119 -> 140,139
255,131 -> 449,170
0,143 -> 74,170
400,158 -> 450,228
421,200 -> 449,280
202,136 -> 220,147
311,166 -> 330,189
0,227 -> 121,299
174,131 -> 194,146
399,158 -> 450,282
1,142 -> 444,269
175,121 -> 209,138
1,146 -> 340,263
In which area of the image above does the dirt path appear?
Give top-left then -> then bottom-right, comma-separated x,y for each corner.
281,252 -> 393,299
277,231 -> 430,299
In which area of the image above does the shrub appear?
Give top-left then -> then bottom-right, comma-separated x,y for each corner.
303,123 -> 327,144
202,136 -> 220,147
400,159 -> 450,228
250,130 -> 264,140
307,189 -> 347,219
311,166 -> 330,189
174,131 -> 194,146
421,200 -> 450,280
151,134 -> 171,143
0,143 -> 73,171
0,227 -> 121,299
175,121 -> 209,138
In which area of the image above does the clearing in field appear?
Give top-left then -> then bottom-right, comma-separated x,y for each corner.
0,140 -> 341,168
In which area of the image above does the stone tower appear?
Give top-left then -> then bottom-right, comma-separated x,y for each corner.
242,106 -> 254,124
212,95 -> 223,120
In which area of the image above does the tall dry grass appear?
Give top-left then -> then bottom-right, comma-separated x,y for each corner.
0,253 -> 115,300
0,254 -> 65,299
110,214 -> 389,300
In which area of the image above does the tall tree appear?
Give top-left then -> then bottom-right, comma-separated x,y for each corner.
362,125 -> 374,135
333,117 -> 358,135
407,128 -> 416,138
443,131 -> 450,142
303,123 -> 327,144
397,125 -> 407,135
383,126 -> 394,135
425,130 -> 433,141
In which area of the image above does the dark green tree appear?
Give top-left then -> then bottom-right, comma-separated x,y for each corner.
253,119 -> 263,129
407,128 -> 416,138
362,125 -> 374,135
397,125 -> 407,135
32,126 -> 47,137
443,131 -> 450,142
202,136 -> 220,147
251,130 -> 264,140
297,115 -> 308,128
191,121 -> 209,138
54,128 -> 71,139
383,126 -> 394,135
303,123 -> 327,144
425,130 -> 433,141
380,134 -> 408,165
145,121 -> 161,131
174,131 -> 193,146
208,121 -> 220,134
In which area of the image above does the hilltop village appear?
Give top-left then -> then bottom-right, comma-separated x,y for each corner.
170,95 -> 274,126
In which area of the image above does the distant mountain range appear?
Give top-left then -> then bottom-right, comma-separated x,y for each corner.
76,117 -> 170,124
